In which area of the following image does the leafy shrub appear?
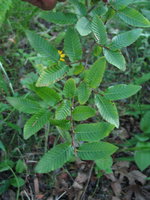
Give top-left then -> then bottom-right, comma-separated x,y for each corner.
7,0 -> 150,174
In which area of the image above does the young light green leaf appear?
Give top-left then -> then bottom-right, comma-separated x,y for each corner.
118,7 -> 150,27
85,57 -> 106,88
36,64 -> 68,87
91,15 -> 107,45
95,95 -> 119,128
15,160 -> 27,173
63,78 -> 76,99
140,111 -> 150,134
26,31 -> 59,61
110,29 -> 143,50
35,143 -> 73,173
104,84 -> 141,100
78,142 -> 118,160
78,81 -> 91,104
55,100 -> 71,120
24,110 -> 51,140
33,87 -> 61,106
64,28 -> 82,62
103,48 -> 126,71
73,64 -> 84,75
134,142 -> 150,171
95,156 -> 113,174
7,97 -> 40,114
72,106 -> 96,121
40,12 -> 77,25
76,17 -> 91,36
75,122 -> 114,142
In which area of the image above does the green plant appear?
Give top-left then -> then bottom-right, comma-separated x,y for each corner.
0,0 -> 12,28
119,110 -> 150,171
7,0 -> 150,174
0,141 -> 27,198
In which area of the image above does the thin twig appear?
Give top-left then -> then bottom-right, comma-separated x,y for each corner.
9,167 -> 20,200
56,191 -> 67,200
44,122 -> 50,152
85,41 -> 95,68
80,162 -> 94,200
23,190 -> 31,200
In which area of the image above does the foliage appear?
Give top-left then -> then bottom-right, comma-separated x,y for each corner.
1,0 -> 150,183
0,0 -> 12,27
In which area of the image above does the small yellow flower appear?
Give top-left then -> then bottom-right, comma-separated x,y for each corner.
58,50 -> 65,62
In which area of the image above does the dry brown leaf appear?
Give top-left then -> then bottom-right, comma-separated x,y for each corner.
113,128 -> 129,139
73,172 -> 88,190
113,161 -> 130,170
112,196 -> 121,200
36,194 -> 45,199
124,185 -> 147,200
75,172 -> 87,184
128,170 -> 147,185
105,173 -> 117,182
34,177 -> 40,195
111,181 -> 122,197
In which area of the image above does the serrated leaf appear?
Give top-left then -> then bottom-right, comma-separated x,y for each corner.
57,128 -> 72,142
50,119 -> 70,130
35,143 -> 73,173
140,111 -> 150,133
36,64 -> 68,87
33,87 -> 61,106
64,28 -> 82,62
112,0 -> 134,10
134,142 -> 150,171
118,7 -> 150,27
78,81 -> 91,104
104,84 -> 141,100
85,57 -> 106,88
91,4 -> 108,16
91,15 -> 107,45
78,142 -> 118,160
103,48 -> 126,71
40,12 -> 77,25
110,29 -> 142,50
69,0 -> 87,16
26,31 -> 59,61
55,100 -> 71,120
95,95 -> 119,128
72,106 -> 96,121
24,110 -> 51,139
63,78 -> 76,99
95,156 -> 113,174
76,17 -> 91,36
75,122 -> 114,142
7,97 -> 40,114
